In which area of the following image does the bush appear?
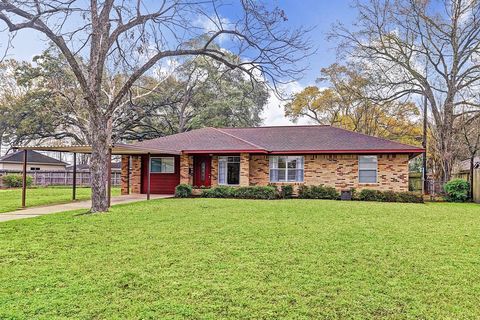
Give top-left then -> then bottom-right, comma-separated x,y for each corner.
201,186 -> 234,198
175,184 -> 192,198
358,189 -> 382,201
444,179 -> 470,202
381,191 -> 398,202
279,185 -> 294,199
396,192 -> 424,203
234,186 -> 277,200
2,174 -> 32,188
358,189 -> 423,203
298,185 -> 339,200
201,186 -> 276,200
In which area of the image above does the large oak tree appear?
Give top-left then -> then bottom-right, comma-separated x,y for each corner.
0,0 -> 311,212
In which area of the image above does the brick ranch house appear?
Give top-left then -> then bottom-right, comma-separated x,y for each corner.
120,125 -> 424,195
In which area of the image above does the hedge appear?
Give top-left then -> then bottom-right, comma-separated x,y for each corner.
278,185 -> 294,199
201,186 -> 277,200
357,189 -> 423,203
2,174 -> 33,188
298,185 -> 339,200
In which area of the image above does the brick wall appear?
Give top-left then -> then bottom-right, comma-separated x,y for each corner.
249,153 -> 409,192
130,155 -> 142,194
121,155 -> 129,195
249,155 -> 269,186
240,153 -> 250,186
211,156 -> 218,187
180,154 -> 193,185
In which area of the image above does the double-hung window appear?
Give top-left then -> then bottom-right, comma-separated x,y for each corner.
358,155 -> 377,183
150,157 -> 175,173
218,156 -> 240,185
269,156 -> 304,182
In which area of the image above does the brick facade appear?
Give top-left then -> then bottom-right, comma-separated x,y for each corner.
211,156 -> 218,187
239,153 -> 250,186
249,153 -> 409,192
130,155 -> 142,194
121,155 -> 130,195
120,152 -> 410,194
179,154 -> 193,185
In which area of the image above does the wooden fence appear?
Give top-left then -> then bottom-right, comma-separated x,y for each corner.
474,169 -> 480,203
0,170 -> 121,187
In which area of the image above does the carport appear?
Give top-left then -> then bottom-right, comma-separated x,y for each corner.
15,143 -> 180,208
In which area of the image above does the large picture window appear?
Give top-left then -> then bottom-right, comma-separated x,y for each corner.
269,156 -> 304,182
218,156 -> 240,185
150,157 -> 175,173
358,155 -> 377,183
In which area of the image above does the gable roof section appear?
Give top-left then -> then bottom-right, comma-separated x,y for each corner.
222,126 -> 424,153
134,127 -> 267,153
131,125 -> 424,154
0,150 -> 68,165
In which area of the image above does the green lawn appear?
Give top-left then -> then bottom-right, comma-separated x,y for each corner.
0,187 -> 120,213
0,199 -> 479,319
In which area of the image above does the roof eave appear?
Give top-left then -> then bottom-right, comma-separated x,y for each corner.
183,149 -> 268,154
268,149 -> 425,155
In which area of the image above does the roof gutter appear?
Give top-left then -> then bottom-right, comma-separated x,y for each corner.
267,149 -> 425,154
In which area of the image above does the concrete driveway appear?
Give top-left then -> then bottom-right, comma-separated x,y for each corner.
0,194 -> 171,223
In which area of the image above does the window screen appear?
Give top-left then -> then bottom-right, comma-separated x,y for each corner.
358,155 -> 377,183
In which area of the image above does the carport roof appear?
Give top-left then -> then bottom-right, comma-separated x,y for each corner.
15,143 -> 181,155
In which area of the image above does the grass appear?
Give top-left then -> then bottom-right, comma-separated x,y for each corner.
0,199 -> 479,319
0,187 -> 120,213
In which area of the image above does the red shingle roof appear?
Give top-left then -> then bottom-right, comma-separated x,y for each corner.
132,125 -> 424,154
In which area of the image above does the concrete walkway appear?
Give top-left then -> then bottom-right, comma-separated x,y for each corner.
0,194 -> 171,223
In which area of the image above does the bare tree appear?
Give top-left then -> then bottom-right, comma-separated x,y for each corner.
331,0 -> 480,181
0,0 -> 311,212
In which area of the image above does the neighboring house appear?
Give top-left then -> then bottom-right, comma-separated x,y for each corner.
453,157 -> 480,181
120,125 -> 424,195
66,162 -> 122,172
0,150 -> 67,171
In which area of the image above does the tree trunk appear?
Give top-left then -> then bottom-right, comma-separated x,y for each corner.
89,112 -> 111,213
436,102 -> 456,182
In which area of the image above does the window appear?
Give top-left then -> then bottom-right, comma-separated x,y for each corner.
218,156 -> 240,185
269,156 -> 304,182
30,167 -> 40,171
150,157 -> 175,173
359,155 -> 377,183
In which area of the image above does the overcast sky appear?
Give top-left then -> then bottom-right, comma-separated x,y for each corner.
0,0 -> 356,126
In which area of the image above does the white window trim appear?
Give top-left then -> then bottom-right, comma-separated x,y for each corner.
218,156 -> 240,186
269,156 -> 304,183
150,157 -> 175,174
358,155 -> 378,184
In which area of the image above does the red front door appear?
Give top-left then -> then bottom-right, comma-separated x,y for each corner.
193,156 -> 211,187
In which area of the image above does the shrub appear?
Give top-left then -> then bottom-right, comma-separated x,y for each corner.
358,189 -> 382,202
2,174 -> 32,188
279,185 -> 294,199
444,179 -> 470,202
201,186 -> 234,198
233,186 -> 277,200
396,192 -> 424,203
201,186 -> 276,200
298,185 -> 339,200
175,184 -> 192,198
358,189 -> 423,203
381,191 -> 398,202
